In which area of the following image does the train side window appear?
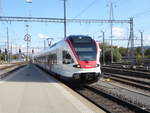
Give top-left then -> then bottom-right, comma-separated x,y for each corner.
63,51 -> 74,64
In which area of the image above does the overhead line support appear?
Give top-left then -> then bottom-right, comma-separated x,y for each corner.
0,16 -> 130,23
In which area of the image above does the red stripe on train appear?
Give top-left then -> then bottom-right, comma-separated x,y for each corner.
66,39 -> 96,69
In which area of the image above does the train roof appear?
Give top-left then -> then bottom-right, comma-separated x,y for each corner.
34,39 -> 63,57
34,35 -> 95,57
66,35 -> 92,39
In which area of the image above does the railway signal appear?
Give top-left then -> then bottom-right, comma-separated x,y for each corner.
32,49 -> 34,54
19,48 -> 21,54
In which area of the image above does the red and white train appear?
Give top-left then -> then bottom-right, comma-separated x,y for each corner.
34,35 -> 101,84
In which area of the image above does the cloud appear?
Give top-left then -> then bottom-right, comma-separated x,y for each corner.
145,35 -> 150,45
146,35 -> 150,40
38,33 -> 49,39
112,27 -> 125,37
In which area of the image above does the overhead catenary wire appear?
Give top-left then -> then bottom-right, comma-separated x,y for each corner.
132,9 -> 150,19
73,0 -> 97,19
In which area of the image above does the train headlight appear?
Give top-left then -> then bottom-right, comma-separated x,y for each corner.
73,64 -> 81,68
95,64 -> 100,67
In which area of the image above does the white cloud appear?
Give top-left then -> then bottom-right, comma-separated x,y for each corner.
146,35 -> 150,40
112,27 -> 125,37
38,33 -> 49,39
145,35 -> 150,45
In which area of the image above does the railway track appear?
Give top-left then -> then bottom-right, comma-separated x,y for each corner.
104,73 -> 150,91
0,62 -> 27,70
36,65 -> 150,113
75,85 -> 150,113
102,66 -> 150,79
102,64 -> 150,72
96,81 -> 150,108
0,63 -> 26,79
101,65 -> 150,92
99,81 -> 150,97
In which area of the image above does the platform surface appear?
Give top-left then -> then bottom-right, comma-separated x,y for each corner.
0,64 -> 105,113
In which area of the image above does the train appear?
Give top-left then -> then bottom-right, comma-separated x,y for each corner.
34,35 -> 101,84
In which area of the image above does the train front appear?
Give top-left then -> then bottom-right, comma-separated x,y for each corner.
66,35 -> 101,84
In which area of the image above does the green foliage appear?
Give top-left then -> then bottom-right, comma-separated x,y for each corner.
136,54 -> 142,65
101,48 -> 122,64
12,55 -> 18,60
113,48 -> 122,62
0,53 -> 5,61
118,47 -> 127,56
145,48 -> 150,56
103,49 -> 111,63
135,47 -> 141,55
144,55 -> 150,59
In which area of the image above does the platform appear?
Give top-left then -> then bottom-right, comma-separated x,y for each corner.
0,64 -> 105,113
0,64 -> 13,69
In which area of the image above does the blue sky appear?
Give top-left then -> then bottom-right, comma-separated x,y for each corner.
0,0 -> 150,53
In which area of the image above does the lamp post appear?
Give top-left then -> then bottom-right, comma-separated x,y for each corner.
64,0 -> 66,38
60,0 -> 67,38
139,30 -> 144,59
6,26 -> 9,63
102,31 -> 105,65
99,31 -> 105,65
24,25 -> 31,62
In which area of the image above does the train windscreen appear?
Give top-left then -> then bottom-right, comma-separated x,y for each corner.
70,36 -> 96,61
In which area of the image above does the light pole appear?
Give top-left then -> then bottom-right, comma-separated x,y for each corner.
139,30 -> 144,59
44,40 -> 46,49
24,25 -> 31,62
64,0 -> 66,38
110,2 -> 114,64
25,0 -> 32,61
102,31 -> 105,65
26,0 -> 32,16
60,0 -> 67,38
99,31 -> 105,65
6,26 -> 9,63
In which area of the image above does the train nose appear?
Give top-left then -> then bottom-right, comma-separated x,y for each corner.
85,61 -> 89,63
78,61 -> 96,68
73,73 -> 80,79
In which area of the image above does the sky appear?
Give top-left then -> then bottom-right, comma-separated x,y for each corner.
0,0 -> 150,54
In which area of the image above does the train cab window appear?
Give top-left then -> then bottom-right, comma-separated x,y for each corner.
63,51 -> 74,64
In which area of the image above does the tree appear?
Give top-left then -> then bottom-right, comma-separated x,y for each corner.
113,48 -> 122,62
136,54 -> 142,65
145,48 -> 150,56
101,48 -> 122,64
12,55 -> 18,60
0,53 -> 5,61
135,47 -> 141,55
118,47 -> 127,56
